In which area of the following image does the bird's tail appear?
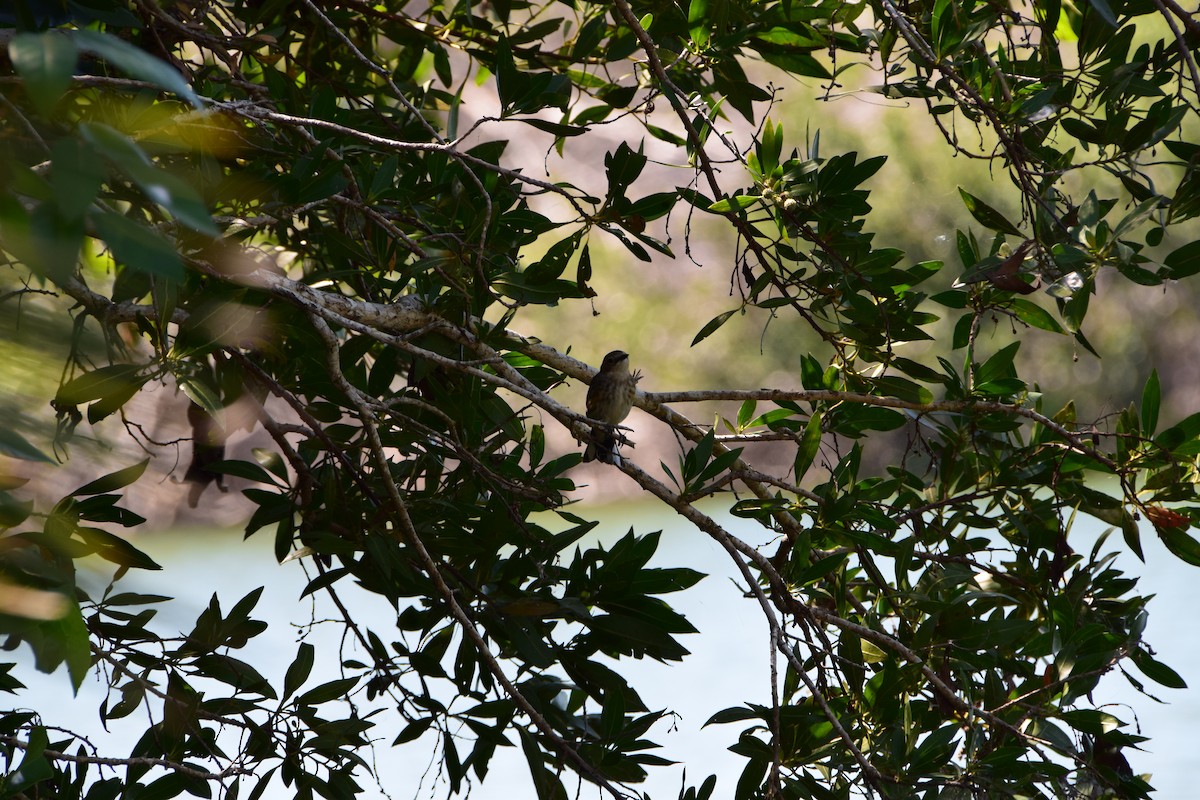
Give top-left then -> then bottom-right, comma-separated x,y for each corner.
583,432 -> 618,464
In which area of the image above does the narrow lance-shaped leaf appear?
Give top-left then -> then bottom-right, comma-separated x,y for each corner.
692,309 -> 738,346
795,412 -> 822,478
72,460 -> 150,496
958,187 -> 1022,236
1142,369 -> 1161,435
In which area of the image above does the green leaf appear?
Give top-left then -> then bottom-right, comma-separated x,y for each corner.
1112,196 -> 1163,240
9,31 -> 78,116
195,654 -> 276,697
692,308 -> 738,346
0,197 -> 84,282
1130,646 -> 1187,688
683,430 -> 717,484
93,211 -> 185,281
57,365 -> 145,406
707,196 -> 758,213
629,191 -> 678,222
205,459 -> 279,486
0,429 -> 55,463
695,445 -> 744,487
179,376 -> 222,413
283,642 -> 315,701
1084,0 -> 1117,27
50,599 -> 92,692
80,123 -> 217,236
604,141 -> 647,198
800,354 -> 824,389
520,118 -> 586,138
1156,525 -> 1200,568
871,375 -> 932,404
951,312 -> 974,350
1059,709 -> 1122,735
76,527 -> 162,570
794,412 -> 822,478
393,717 -> 435,745
519,728 -> 569,800
297,676 -> 360,706
525,230 -> 582,283
1141,369 -> 1160,435
1121,511 -> 1144,561
72,460 -> 150,496
70,29 -> 203,108
688,0 -> 710,46
975,341 -> 1021,386
737,399 -> 756,430
1156,410 -> 1200,451
958,188 -> 1022,236
1009,298 -> 1066,333
86,382 -> 140,421
7,725 -> 54,790
757,49 -> 831,79
1163,240 -> 1200,279
51,138 -> 106,222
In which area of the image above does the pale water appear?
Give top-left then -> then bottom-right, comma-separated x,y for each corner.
12,502 -> 1200,797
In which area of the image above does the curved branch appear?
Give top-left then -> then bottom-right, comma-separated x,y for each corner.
305,312 -> 634,800
215,102 -> 594,219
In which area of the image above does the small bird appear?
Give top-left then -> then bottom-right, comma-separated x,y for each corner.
583,350 -> 640,464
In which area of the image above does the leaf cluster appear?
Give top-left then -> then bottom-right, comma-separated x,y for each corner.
2,0 -> 1200,798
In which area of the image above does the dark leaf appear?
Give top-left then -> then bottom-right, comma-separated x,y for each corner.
958,188 -> 1022,236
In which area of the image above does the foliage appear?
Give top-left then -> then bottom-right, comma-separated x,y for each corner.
2,0 -> 1200,798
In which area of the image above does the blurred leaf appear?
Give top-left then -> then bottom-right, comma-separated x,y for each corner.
47,599 -> 91,691
9,31 -> 77,116
93,211 -> 184,281
0,430 -> 55,463
51,138 -> 105,222
70,29 -> 202,108
80,123 -> 217,236
57,365 -> 145,406
1084,0 -> 1117,27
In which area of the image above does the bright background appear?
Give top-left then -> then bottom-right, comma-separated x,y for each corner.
17,502 -> 1198,798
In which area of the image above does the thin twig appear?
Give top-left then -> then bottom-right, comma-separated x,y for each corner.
0,735 -> 252,781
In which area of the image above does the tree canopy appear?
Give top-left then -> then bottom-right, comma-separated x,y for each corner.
3,0 -> 1200,798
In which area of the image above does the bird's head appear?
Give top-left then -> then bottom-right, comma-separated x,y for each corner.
599,350 -> 630,373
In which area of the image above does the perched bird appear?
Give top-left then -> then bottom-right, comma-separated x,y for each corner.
185,401 -> 228,508
583,350 -> 640,464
